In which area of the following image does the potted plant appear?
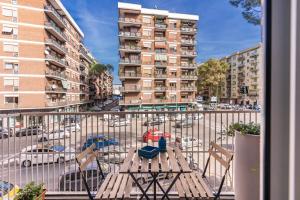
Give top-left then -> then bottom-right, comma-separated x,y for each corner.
227,122 -> 260,200
14,182 -> 46,200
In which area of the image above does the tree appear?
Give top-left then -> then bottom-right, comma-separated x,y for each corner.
197,59 -> 229,99
89,62 -> 114,94
229,0 -> 261,25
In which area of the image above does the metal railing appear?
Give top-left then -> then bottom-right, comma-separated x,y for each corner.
0,111 -> 260,196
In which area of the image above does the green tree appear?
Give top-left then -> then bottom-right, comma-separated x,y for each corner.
229,0 -> 261,25
197,59 -> 229,99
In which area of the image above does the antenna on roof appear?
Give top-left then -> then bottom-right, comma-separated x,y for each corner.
154,5 -> 158,9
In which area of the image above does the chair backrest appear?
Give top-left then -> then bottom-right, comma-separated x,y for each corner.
75,144 -> 104,200
202,142 -> 233,198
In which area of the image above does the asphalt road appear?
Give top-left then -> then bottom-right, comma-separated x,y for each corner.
0,111 -> 260,191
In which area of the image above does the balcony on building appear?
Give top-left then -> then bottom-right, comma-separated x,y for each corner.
44,4 -> 66,29
45,84 -> 67,93
79,47 -> 92,63
181,73 -> 197,80
154,85 -> 167,92
119,71 -> 142,80
119,31 -> 141,40
118,17 -> 142,27
45,39 -> 67,55
181,62 -> 197,69
119,44 -> 141,53
45,54 -> 67,68
45,100 -> 67,107
154,70 -> 167,79
181,38 -> 197,46
181,85 -> 196,91
44,21 -> 67,42
181,50 -> 197,57
120,85 -> 141,93
45,69 -> 66,81
119,58 -> 141,66
155,61 -> 167,68
154,17 -> 167,30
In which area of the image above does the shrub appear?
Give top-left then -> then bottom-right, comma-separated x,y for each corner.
14,182 -> 44,200
227,122 -> 260,136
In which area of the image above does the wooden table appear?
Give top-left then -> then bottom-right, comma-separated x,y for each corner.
119,147 -> 192,200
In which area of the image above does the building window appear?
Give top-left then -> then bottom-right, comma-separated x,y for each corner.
3,43 -> 18,52
142,29 -> 151,36
4,78 -> 19,86
4,96 -> 18,104
169,56 -> 177,64
2,25 -> 17,35
2,7 -> 17,17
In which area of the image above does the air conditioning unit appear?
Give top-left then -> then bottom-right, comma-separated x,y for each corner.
12,0 -> 17,5
12,17 -> 18,22
12,34 -> 18,39
12,52 -> 18,57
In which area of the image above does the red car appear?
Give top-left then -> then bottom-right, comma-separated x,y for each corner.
143,128 -> 171,142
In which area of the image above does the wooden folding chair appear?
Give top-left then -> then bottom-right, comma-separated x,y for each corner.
76,144 -> 105,200
202,142 -> 234,199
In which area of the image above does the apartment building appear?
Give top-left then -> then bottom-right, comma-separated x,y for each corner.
89,70 -> 113,104
0,0 -> 93,112
118,2 -> 198,111
220,44 -> 262,105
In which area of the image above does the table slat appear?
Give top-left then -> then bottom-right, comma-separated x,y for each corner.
116,174 -> 129,199
119,148 -> 135,172
160,152 -> 169,172
167,148 -> 180,172
95,173 -> 113,199
102,174 -> 118,199
109,174 -> 124,198
190,172 -> 207,197
174,148 -> 192,173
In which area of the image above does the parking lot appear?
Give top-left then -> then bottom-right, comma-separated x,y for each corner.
0,111 -> 260,191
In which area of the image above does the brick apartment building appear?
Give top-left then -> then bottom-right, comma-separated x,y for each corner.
220,44 -> 262,105
89,70 -> 113,104
118,2 -> 198,111
0,0 -> 94,112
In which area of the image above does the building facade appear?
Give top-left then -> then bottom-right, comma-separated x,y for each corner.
0,0 -> 94,112
118,2 -> 198,111
89,70 -> 113,104
220,44 -> 262,105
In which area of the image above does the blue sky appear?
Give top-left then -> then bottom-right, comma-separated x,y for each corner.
61,0 -> 261,84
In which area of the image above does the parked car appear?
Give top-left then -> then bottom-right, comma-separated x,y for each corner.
38,129 -> 70,142
0,180 -> 19,200
61,116 -> 80,125
89,106 -> 103,112
0,128 -> 12,139
143,128 -> 171,142
174,119 -> 193,128
181,137 -> 202,149
170,114 -> 186,121
82,135 -> 118,150
63,123 -> 80,133
99,146 -> 126,164
20,144 -> 76,167
15,126 -> 42,137
59,161 -> 110,191
108,118 -> 130,127
187,113 -> 204,120
143,118 -> 164,126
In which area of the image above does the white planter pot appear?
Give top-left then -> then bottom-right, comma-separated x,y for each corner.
234,132 -> 260,200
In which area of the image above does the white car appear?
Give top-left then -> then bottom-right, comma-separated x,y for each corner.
38,130 -> 70,142
181,137 -> 202,149
108,119 -> 131,127
20,144 -> 76,167
187,113 -> 204,120
63,123 -> 80,133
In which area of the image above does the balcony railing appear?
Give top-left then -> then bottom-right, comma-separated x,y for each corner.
79,48 -> 92,62
154,36 -> 166,41
154,86 -> 167,91
119,45 -> 141,52
45,101 -> 67,107
181,51 -> 197,57
119,59 -> 141,65
181,63 -> 198,68
44,5 -> 66,28
181,39 -> 197,46
181,86 -> 196,91
45,39 -> 67,55
120,85 -> 141,92
154,73 -> 167,78
180,27 -> 197,34
0,111 -> 259,196
119,72 -> 142,79
118,17 -> 141,25
45,54 -> 67,68
119,31 -> 141,39
181,74 -> 198,80
45,70 -> 66,80
44,22 -> 67,42
155,23 -> 167,29
45,86 -> 67,93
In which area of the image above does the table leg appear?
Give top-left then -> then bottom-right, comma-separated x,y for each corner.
153,173 -> 157,200
129,173 -> 151,200
161,173 -> 181,200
